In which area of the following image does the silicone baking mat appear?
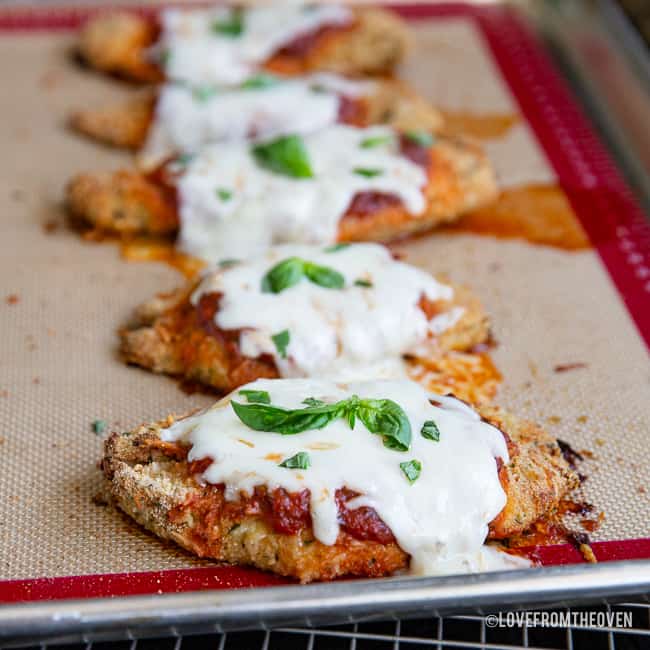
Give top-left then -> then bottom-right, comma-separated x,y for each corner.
0,2 -> 649,603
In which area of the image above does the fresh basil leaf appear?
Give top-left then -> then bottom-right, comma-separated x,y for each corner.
354,279 -> 373,288
360,135 -> 393,149
357,398 -> 412,452
353,167 -> 383,178
193,85 -> 217,102
421,420 -> 440,442
324,243 -> 349,253
159,49 -> 171,67
231,399 -> 343,434
261,257 -> 345,293
211,9 -> 244,37
218,258 -> 240,269
241,73 -> 279,90
238,389 -> 271,404
272,329 -> 290,359
405,130 -> 434,147
216,188 -> 232,201
252,135 -> 314,179
176,153 -> 195,166
302,397 -> 325,407
400,459 -> 422,484
261,257 -> 305,293
279,451 -> 311,469
303,262 -> 345,290
92,419 -> 107,435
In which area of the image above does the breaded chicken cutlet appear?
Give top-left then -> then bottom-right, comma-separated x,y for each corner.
119,243 -> 491,399
78,6 -> 409,84
65,131 -> 497,246
102,378 -> 579,583
70,77 -> 444,160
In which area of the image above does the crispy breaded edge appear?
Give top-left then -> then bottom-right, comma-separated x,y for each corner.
78,8 -> 409,83
69,78 -> 443,153
64,134 -> 497,238
119,278 -> 489,394
101,404 -> 578,582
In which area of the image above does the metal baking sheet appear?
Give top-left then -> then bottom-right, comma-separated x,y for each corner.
1,1 -> 649,643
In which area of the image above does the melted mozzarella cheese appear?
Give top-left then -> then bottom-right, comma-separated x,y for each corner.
161,378 -> 522,575
176,125 -> 427,263
140,74 -> 372,169
193,243 -> 458,380
158,4 -> 353,86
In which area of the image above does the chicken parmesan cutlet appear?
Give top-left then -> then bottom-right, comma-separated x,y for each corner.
120,243 -> 496,402
102,378 -> 579,582
70,75 -> 443,168
66,125 -> 497,260
78,4 -> 409,85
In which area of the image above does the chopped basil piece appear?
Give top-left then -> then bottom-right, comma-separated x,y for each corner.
193,85 -> 217,102
354,279 -> 373,288
279,451 -> 311,469
240,73 -> 279,90
159,49 -> 171,67
218,258 -> 240,269
400,460 -> 422,484
303,261 -> 345,289
354,167 -> 383,178
405,130 -> 434,147
92,419 -> 107,435
271,329 -> 290,359
252,135 -> 314,179
324,243 -> 350,253
238,389 -> 271,404
211,9 -> 244,37
360,135 -> 393,149
216,188 -> 232,201
261,257 -> 344,293
175,153 -> 195,166
302,397 -> 325,407
231,394 -> 412,451
421,420 -> 440,442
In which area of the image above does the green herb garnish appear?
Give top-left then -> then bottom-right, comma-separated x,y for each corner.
420,420 -> 440,442
218,258 -> 240,269
261,257 -> 344,293
193,85 -> 217,102
354,167 -> 383,178
354,279 -> 373,288
360,135 -> 393,149
92,419 -> 107,435
302,397 -> 325,407
211,9 -> 244,37
231,395 -> 412,451
252,135 -> 314,179
272,329 -> 290,359
216,188 -> 232,201
405,130 -> 434,147
175,153 -> 195,167
400,460 -> 422,484
238,389 -> 271,404
159,49 -> 171,67
279,451 -> 311,469
240,73 -> 279,90
324,243 -> 350,253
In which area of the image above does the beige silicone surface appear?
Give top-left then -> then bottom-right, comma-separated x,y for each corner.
0,16 -> 648,580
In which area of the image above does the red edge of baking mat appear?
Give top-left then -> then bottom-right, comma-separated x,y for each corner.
0,2 -> 649,602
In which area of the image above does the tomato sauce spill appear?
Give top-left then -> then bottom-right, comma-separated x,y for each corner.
443,184 -> 591,250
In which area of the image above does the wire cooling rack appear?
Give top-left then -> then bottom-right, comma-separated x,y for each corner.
5,601 -> 649,650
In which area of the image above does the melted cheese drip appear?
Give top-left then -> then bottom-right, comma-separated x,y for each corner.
176,125 -> 427,262
194,243 -> 460,380
162,378 -> 522,575
159,4 -> 353,86
140,74 -> 372,169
